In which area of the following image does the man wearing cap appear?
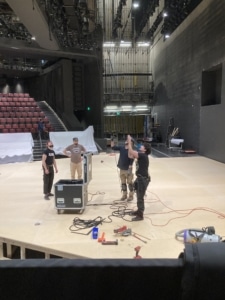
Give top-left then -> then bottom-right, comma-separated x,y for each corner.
63,137 -> 86,180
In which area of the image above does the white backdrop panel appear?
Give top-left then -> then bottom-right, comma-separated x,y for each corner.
0,133 -> 34,164
49,126 -> 98,155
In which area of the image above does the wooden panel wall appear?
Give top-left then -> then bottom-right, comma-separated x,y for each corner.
104,115 -> 144,134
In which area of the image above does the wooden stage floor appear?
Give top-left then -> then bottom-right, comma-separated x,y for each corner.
1,151 -> 225,259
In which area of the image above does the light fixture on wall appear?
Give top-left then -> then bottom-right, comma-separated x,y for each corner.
121,105 -> 132,111
135,104 -> 149,111
137,42 -> 150,47
104,105 -> 118,113
120,41 -> 132,47
103,42 -> 115,47
104,104 -> 150,114
136,105 -> 147,108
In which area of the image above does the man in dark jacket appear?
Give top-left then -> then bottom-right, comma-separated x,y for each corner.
127,135 -> 151,221
42,140 -> 58,200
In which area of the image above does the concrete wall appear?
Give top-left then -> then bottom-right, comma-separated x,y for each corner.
151,0 -> 225,162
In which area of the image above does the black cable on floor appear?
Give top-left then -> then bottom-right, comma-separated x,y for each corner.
69,216 -> 105,235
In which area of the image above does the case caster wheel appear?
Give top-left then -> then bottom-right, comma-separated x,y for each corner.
79,209 -> 84,214
57,209 -> 61,214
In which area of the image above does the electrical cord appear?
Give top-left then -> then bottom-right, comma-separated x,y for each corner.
87,191 -> 106,202
69,216 -> 105,235
87,201 -> 135,222
111,206 -> 134,219
144,190 -> 225,227
73,216 -> 104,228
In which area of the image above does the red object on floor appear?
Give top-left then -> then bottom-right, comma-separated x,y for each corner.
114,225 -> 127,233
134,246 -> 142,259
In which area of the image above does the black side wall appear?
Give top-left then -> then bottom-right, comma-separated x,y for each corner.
26,56 -> 103,137
152,0 -> 225,163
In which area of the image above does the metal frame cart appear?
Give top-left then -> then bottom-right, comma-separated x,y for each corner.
54,152 -> 92,214
168,138 -> 184,151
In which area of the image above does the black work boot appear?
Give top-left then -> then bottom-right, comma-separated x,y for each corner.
132,211 -> 144,221
120,192 -> 127,201
127,191 -> 134,201
130,210 -> 138,216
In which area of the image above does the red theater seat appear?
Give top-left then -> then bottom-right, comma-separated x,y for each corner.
12,118 -> 19,123
19,118 -> 25,123
0,118 -> 6,124
15,112 -> 21,117
12,124 -> 19,130
25,117 -> 31,123
6,118 -> 13,123
26,123 -> 32,129
31,127 -> 37,133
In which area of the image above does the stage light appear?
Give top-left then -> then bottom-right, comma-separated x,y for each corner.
133,3 -> 139,9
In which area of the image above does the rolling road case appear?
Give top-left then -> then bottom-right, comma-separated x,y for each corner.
54,152 -> 92,214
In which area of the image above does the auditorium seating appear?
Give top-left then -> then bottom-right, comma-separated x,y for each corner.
0,93 -> 54,135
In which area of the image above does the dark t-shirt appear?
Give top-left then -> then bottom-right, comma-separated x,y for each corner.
112,145 -> 134,170
43,148 -> 55,165
135,152 -> 149,177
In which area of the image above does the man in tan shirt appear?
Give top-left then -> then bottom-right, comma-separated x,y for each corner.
63,137 -> 86,180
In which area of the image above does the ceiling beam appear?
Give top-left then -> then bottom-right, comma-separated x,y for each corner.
6,0 -> 59,51
0,37 -> 99,61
